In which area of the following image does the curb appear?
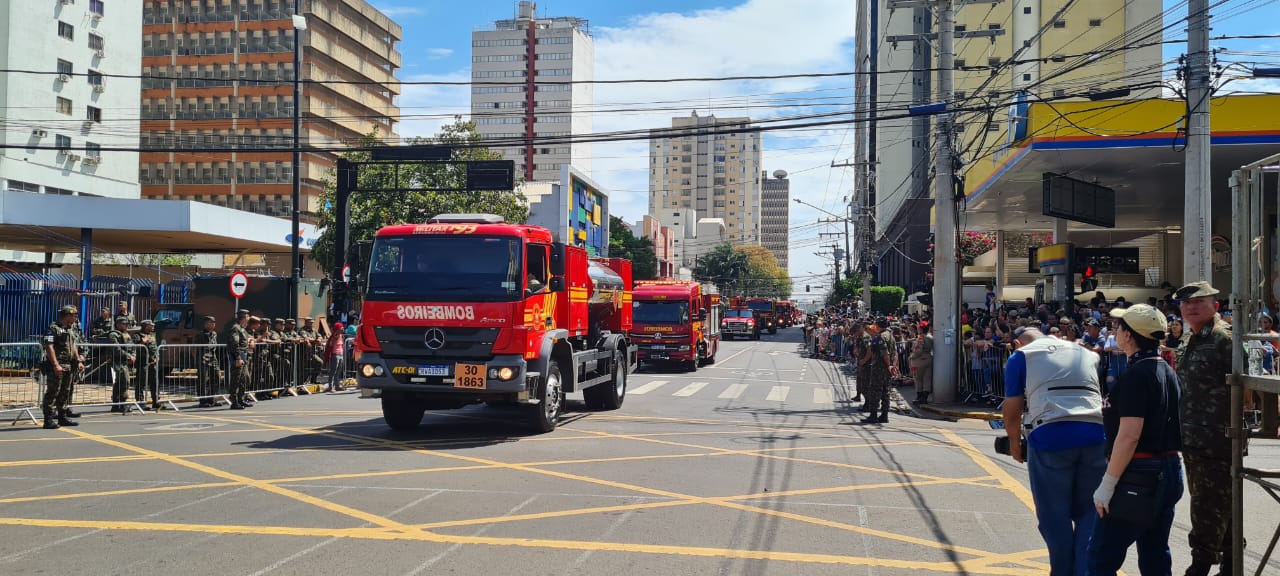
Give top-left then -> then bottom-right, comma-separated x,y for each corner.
916,404 -> 1003,422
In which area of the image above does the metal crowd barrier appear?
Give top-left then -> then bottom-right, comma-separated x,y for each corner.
156,343 -> 230,408
0,343 -> 42,425
67,343 -> 149,414
959,339 -> 1011,403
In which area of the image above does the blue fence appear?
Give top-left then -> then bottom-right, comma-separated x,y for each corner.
0,273 -> 192,343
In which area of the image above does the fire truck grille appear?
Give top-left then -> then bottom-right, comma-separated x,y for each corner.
375,327 -> 499,360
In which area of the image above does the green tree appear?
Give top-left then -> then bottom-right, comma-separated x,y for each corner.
825,275 -> 864,307
870,286 -> 906,314
607,216 -> 659,280
692,243 -> 748,295
736,245 -> 791,300
310,119 -> 529,273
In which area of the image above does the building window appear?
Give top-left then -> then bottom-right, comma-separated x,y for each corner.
955,24 -> 967,32
90,0 -> 105,17
55,134 -> 72,150
535,68 -> 572,76
88,33 -> 104,51
1053,89 -> 1067,98
955,59 -> 966,68
1050,55 -> 1067,63
86,142 -> 101,158
1022,73 -> 1032,81
7,180 -> 40,193
986,122 -> 1000,132
1023,6 -> 1032,14
57,59 -> 73,75
87,70 -> 103,86
86,106 -> 102,122
537,52 -> 572,60
58,22 -> 74,40
955,90 -> 967,99
988,57 -> 1000,67
988,23 -> 1002,30
57,97 -> 73,115
1053,20 -> 1066,28
1089,18 -> 1102,27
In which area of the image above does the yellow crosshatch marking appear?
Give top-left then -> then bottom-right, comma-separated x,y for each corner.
0,410 -> 1050,574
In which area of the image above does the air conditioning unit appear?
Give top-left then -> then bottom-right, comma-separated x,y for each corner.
93,84 -> 105,93
56,73 -> 70,83
91,12 -> 102,21
94,49 -> 105,58
67,154 -> 81,162
83,156 -> 99,166
82,120 -> 94,129
32,129 -> 47,137
59,0 -> 73,5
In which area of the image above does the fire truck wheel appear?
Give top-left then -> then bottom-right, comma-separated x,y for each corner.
584,351 -> 626,410
528,360 -> 563,433
381,392 -> 425,431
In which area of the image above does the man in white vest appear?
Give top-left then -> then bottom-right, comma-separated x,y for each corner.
1002,327 -> 1107,576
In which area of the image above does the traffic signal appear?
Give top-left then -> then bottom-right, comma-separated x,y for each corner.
1080,264 -> 1098,293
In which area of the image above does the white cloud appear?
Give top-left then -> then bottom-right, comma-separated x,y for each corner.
373,5 -> 426,18
586,0 -> 857,278
425,48 -> 453,60
396,70 -> 471,140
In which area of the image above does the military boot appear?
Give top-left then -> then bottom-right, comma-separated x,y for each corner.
61,407 -> 81,418
1185,561 -> 1211,576
57,415 -> 79,427
42,412 -> 60,430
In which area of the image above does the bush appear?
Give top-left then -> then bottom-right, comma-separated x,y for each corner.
870,286 -> 906,315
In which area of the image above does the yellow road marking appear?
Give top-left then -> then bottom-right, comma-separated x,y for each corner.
0,454 -> 154,468
938,429 -> 1036,513
60,427 -> 413,531
0,516 -> 1043,575
0,482 -> 240,505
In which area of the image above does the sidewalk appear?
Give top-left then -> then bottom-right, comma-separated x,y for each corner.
894,383 -> 1004,422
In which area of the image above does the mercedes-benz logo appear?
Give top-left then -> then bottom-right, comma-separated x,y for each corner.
424,328 -> 446,350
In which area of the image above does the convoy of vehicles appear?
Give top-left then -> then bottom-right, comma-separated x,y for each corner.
631,280 -> 720,371
737,298 -> 779,334
775,301 -> 796,327
721,307 -> 761,340
353,214 -> 635,433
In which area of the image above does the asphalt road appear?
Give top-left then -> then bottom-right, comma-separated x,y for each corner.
1,327 -> 1278,575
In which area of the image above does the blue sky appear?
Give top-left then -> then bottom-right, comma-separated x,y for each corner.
371,0 -> 1279,294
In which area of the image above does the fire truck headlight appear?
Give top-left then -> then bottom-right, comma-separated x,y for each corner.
360,364 -> 376,378
678,345 -> 691,351
374,365 -> 385,376
497,367 -> 516,381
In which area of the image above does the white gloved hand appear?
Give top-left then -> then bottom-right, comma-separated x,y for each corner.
1093,473 -> 1120,517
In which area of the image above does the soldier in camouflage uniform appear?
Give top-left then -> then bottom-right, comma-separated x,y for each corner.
115,301 -> 136,329
226,309 -> 253,410
196,315 -> 221,407
282,318 -> 300,388
270,318 -> 291,388
860,323 -> 899,424
1175,281 -> 1239,576
65,317 -> 86,419
90,307 -> 112,340
41,305 -> 82,429
298,317 -> 322,383
107,316 -> 136,413
849,323 -> 867,405
135,320 -> 160,410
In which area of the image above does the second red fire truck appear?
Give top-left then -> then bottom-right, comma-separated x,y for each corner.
630,280 -> 721,371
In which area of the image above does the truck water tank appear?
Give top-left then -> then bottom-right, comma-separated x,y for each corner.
586,260 -> 625,305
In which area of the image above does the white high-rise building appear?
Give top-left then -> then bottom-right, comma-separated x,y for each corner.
0,0 -> 142,200
471,1 -> 593,183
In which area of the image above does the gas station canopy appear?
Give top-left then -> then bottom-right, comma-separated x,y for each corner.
0,190 -> 317,254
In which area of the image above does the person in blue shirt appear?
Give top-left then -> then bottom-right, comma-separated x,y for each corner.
1003,327 -> 1107,576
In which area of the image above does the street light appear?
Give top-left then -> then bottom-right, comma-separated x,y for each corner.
794,198 -> 852,275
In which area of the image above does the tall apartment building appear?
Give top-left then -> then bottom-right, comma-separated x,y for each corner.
648,112 -> 762,249
869,0 -> 1161,289
1,0 -> 142,200
471,1 -> 593,183
760,170 -> 790,270
139,0 -> 401,218
0,0 -> 142,264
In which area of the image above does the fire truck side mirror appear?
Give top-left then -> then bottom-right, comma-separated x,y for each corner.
548,277 -> 566,293
698,309 -> 708,321
549,243 -> 566,276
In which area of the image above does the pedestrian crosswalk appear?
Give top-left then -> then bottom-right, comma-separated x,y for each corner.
624,379 -> 852,406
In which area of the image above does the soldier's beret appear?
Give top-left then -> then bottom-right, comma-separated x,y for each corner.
203,315 -> 216,323
59,305 -> 78,315
236,309 -> 251,317
1175,281 -> 1220,300
273,318 -> 285,324
302,317 -> 313,321
285,318 -> 297,324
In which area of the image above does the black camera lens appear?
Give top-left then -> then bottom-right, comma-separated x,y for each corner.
994,436 -> 1011,456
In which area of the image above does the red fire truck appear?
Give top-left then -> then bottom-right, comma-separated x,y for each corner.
732,297 -> 778,334
775,301 -> 796,327
631,280 -> 721,371
353,214 -> 635,433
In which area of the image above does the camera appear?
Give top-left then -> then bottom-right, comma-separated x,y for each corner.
994,435 -> 1025,456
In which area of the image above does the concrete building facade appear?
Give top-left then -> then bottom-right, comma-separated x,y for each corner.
760,170 -> 790,270
0,0 -> 143,200
870,0 -> 1162,290
631,215 -> 676,279
648,112 -> 762,249
471,1 -> 593,184
0,0 -> 143,264
139,0 -> 402,218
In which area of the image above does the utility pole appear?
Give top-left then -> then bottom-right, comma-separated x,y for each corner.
931,0 -> 958,403
852,0 -> 869,297
1184,0 -> 1212,283
289,0 -> 305,320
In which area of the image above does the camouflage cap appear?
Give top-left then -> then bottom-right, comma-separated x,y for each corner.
114,315 -> 130,324
302,317 -> 313,321
236,309 -> 251,317
1175,281 -> 1220,300
202,315 -> 216,323
59,304 -> 79,315
285,318 -> 296,323
140,319 -> 155,327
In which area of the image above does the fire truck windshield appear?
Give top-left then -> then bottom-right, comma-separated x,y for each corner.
746,301 -> 772,312
365,235 -> 522,302
632,301 -> 690,324
725,309 -> 754,319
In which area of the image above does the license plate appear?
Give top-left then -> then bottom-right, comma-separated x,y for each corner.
418,365 -> 448,377
651,345 -> 666,350
453,363 -> 486,389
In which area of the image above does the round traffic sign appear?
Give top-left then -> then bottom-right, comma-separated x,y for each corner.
341,265 -> 351,283
229,272 -> 249,298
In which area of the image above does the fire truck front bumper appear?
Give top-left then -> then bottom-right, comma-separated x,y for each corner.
355,352 -> 531,396
635,343 -> 694,362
